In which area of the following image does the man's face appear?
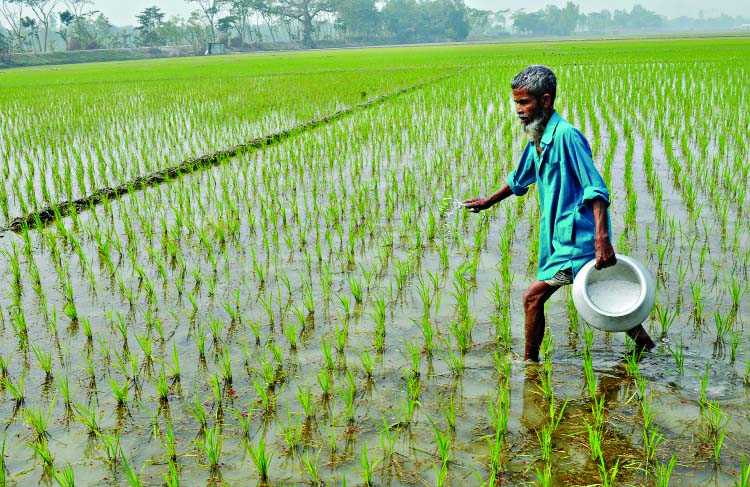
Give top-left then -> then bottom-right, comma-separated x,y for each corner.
513,87 -> 552,141
512,87 -> 541,125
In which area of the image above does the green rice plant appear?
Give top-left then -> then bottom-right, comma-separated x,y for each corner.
713,310 -> 733,342
379,415 -> 397,462
586,419 -> 603,462
337,380 -> 357,423
2,371 -> 26,406
654,305 -> 677,338
56,372 -> 73,412
429,416 -> 452,467
729,328 -> 742,363
51,464 -> 76,487
295,383 -> 316,420
278,404 -> 304,451
653,454 -> 677,487
218,348 -> 233,384
638,383 -> 656,424
359,440 -> 379,486
690,282 -> 704,323
191,325 -> 207,359
121,450 -> 144,487
28,436 -> 54,470
670,339 -> 685,374
448,320 -> 472,354
357,350 -> 374,379
643,425 -> 663,464
583,353 -> 597,398
197,424 -> 223,471
0,353 -> 11,378
152,366 -> 170,403
74,401 -> 103,437
419,316 -> 435,355
316,368 -> 332,400
108,376 -> 130,407
24,397 -> 55,441
599,456 -> 620,487
96,429 -> 122,465
160,421 -> 177,463
402,339 -> 421,377
301,448 -> 323,485
735,455 -> 750,487
727,275 -> 746,312
703,400 -> 731,463
350,276 -> 364,303
321,337 -> 335,371
246,435 -> 273,484
698,361 -> 710,407
163,461 -> 179,487
186,392 -> 208,432
533,462 -> 553,487
334,321 -> 348,354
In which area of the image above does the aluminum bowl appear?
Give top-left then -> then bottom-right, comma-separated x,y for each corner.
571,254 -> 655,332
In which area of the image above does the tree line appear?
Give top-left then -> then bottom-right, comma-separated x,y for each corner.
1,0 -> 748,55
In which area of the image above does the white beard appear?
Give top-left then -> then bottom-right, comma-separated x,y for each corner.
521,110 -> 551,142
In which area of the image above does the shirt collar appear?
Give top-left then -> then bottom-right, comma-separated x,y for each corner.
540,110 -> 560,147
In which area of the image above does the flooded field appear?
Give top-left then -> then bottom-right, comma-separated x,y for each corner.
1,38 -> 749,486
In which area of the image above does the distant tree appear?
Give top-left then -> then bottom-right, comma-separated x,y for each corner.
20,15 -> 39,49
585,9 -> 611,33
135,6 -> 166,46
381,0 -> 468,43
381,0 -> 418,42
1,0 -> 26,49
557,1 -> 581,34
186,0 -> 227,41
228,0 -> 261,42
12,0 -> 59,51
265,0 -> 336,47
425,0 -> 469,41
628,4 -> 662,30
0,27 -> 11,60
335,0 -> 379,40
512,9 -> 544,35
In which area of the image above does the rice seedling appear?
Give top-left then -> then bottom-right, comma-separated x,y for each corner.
653,454 -> 677,486
51,464 -> 76,487
97,429 -> 122,466
246,435 -> 273,484
121,450 -> 144,487
359,440 -> 379,486
198,424 -> 223,471
301,448 -> 323,485
736,455 -> 750,487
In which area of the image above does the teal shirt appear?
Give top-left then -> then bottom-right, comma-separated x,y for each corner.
507,111 -> 611,281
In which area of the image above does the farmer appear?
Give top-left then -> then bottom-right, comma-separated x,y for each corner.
464,65 -> 654,362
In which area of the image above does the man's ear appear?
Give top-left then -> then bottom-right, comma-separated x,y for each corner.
542,93 -> 553,110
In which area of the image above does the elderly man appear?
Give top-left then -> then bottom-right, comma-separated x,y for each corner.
464,65 -> 654,362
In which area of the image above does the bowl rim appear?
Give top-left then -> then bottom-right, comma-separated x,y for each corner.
580,255 -> 648,318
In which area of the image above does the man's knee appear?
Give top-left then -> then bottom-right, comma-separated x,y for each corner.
523,284 -> 549,311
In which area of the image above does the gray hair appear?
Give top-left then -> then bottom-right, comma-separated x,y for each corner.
511,65 -> 557,105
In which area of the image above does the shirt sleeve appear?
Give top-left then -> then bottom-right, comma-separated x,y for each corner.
564,128 -> 610,208
506,144 -> 537,196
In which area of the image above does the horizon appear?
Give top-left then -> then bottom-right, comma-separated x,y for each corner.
10,0 -> 750,28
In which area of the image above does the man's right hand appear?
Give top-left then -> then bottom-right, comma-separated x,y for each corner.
463,197 -> 493,213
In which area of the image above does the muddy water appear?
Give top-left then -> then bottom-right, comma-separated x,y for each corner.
1,49 -> 749,487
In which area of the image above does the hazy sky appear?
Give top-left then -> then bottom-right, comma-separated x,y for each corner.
87,0 -> 750,27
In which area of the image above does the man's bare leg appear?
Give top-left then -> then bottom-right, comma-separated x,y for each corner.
626,324 -> 655,355
523,280 -> 562,362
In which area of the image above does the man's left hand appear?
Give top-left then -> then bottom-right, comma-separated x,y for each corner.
594,236 -> 616,270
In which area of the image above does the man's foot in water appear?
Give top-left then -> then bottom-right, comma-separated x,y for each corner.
626,324 -> 655,358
